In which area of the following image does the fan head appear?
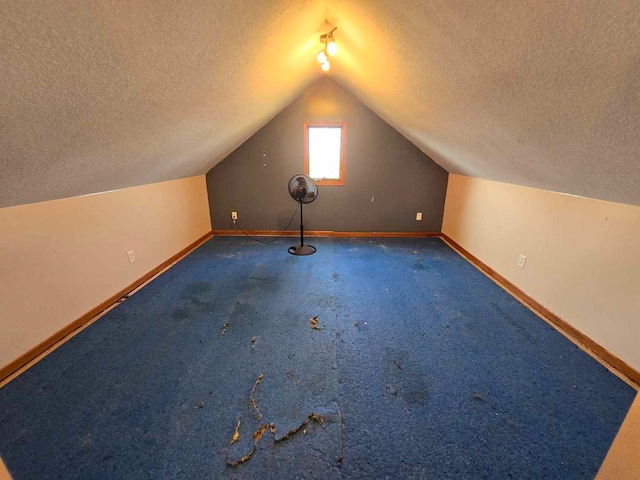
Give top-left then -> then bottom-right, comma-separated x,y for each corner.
288,174 -> 318,204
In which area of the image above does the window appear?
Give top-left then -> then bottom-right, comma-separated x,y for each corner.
304,122 -> 346,186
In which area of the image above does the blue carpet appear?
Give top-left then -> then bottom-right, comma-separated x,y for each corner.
0,237 -> 635,479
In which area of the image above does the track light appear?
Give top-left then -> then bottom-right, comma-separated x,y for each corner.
317,27 -> 337,71
326,34 -> 337,56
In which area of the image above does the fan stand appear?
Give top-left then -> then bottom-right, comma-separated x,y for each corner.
288,203 -> 316,255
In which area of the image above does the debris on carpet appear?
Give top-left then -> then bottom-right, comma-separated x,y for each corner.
473,393 -> 486,402
251,336 -> 256,348
227,373 -> 325,467
336,404 -> 344,467
286,370 -> 302,386
220,321 -> 229,338
194,400 -> 205,409
227,412 -> 324,467
310,315 -> 323,330
249,373 -> 264,421
231,417 -> 241,444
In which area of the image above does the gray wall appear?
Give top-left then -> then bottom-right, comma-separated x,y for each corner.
206,77 -> 448,232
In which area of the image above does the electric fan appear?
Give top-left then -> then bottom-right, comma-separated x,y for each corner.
287,174 -> 318,256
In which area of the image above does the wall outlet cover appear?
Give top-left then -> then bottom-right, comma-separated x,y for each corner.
518,254 -> 527,268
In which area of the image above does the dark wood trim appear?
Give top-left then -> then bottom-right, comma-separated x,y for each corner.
440,233 -> 640,388
213,230 -> 334,237
6,229 -> 636,391
0,231 -> 214,383
212,230 -> 440,238
332,231 -> 440,238
303,122 -> 346,186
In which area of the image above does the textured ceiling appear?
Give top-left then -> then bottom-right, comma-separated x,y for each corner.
327,0 -> 640,206
1,1 -> 640,207
0,0 -> 324,207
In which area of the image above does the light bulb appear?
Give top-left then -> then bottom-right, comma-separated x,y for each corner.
317,50 -> 327,64
321,60 -> 330,72
327,38 -> 337,56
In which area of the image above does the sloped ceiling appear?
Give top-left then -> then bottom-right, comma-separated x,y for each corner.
0,0 -> 325,207
327,0 -> 640,206
2,1 -> 639,207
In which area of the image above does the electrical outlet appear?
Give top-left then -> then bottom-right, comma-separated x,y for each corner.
127,250 -> 135,263
518,254 -> 527,268
231,212 -> 238,220
416,212 -> 422,221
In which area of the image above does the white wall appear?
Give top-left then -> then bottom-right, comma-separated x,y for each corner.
0,176 -> 211,370
443,174 -> 640,371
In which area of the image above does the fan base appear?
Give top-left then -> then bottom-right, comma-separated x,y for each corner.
288,245 -> 317,256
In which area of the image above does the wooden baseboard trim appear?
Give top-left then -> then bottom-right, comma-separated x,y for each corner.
4,230 -> 636,391
0,231 -> 214,384
333,231 -> 440,237
212,229 -> 440,237
439,233 -> 640,388
212,229 -> 334,237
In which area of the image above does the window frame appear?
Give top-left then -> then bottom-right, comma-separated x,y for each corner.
303,122 -> 347,186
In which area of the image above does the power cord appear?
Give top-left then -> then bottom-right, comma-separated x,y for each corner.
232,204 -> 300,244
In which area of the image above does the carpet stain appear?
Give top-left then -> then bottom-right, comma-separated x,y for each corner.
245,276 -> 279,293
307,370 -> 328,395
171,307 -> 192,320
173,281 -> 217,320
413,261 -> 430,271
187,281 -> 211,295
219,301 -> 258,337
383,347 -> 429,407
172,297 -> 217,320
491,301 -> 537,345
230,300 -> 257,325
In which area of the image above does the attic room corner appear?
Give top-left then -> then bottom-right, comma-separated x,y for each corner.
0,176 -> 211,372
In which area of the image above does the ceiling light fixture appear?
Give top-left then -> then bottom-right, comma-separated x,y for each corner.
317,27 -> 337,72
326,34 -> 338,56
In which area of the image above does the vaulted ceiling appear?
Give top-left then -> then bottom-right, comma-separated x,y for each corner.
1,0 -> 639,207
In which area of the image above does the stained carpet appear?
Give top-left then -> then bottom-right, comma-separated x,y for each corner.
0,237 -> 635,479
